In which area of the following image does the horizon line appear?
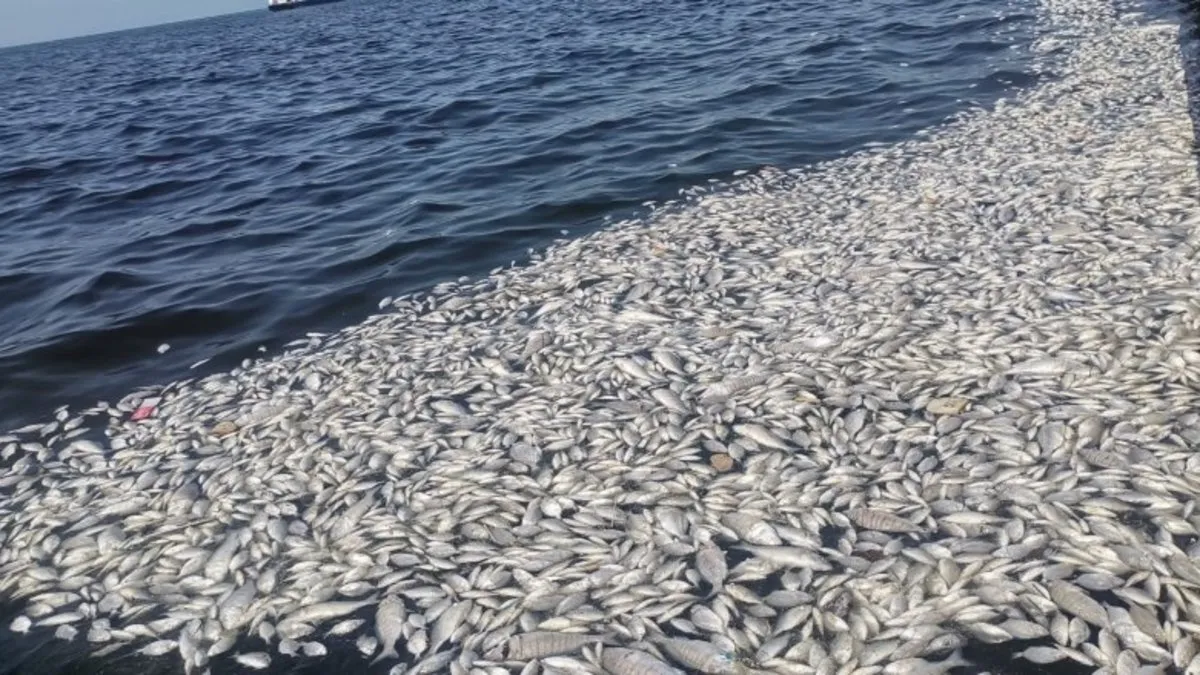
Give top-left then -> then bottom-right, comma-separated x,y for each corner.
0,6 -> 264,51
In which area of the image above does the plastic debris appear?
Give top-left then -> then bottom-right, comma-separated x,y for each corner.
130,406 -> 156,421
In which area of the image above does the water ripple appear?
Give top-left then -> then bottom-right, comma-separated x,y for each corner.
0,0 -> 1035,431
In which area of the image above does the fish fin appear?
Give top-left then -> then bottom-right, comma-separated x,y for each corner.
642,625 -> 669,642
945,648 -> 970,670
368,646 -> 398,666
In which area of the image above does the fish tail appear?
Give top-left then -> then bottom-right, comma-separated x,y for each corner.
369,646 -> 398,666
945,648 -> 970,670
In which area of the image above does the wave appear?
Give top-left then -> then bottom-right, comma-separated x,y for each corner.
0,0 -> 1038,435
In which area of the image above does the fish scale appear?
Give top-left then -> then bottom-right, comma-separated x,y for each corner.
848,508 -> 921,534
505,631 -> 604,660
1048,581 -> 1109,627
602,647 -> 686,675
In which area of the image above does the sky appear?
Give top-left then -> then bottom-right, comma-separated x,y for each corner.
0,0 -> 260,48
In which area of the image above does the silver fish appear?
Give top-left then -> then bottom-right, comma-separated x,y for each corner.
602,647 -> 686,675
695,540 -> 728,594
848,508 -> 922,533
654,637 -> 741,675
372,595 -> 407,664
429,600 -> 472,653
883,650 -> 970,675
280,597 -> 378,630
506,631 -> 604,660
234,652 -> 271,670
203,530 -> 245,582
1048,580 -> 1108,627
734,545 -> 832,571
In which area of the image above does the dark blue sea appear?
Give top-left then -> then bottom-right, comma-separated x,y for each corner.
0,0 -> 1039,438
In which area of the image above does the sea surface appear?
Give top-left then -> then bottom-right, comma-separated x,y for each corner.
0,0 -> 1036,435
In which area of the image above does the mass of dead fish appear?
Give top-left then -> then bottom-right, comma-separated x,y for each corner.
3,0 -> 1200,674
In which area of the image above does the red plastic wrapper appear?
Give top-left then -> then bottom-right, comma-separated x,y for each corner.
131,405 -> 156,421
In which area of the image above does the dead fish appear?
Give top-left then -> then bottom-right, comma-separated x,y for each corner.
690,605 -> 726,633
721,513 -> 782,545
410,649 -> 458,675
506,631 -> 604,660
654,637 -> 741,674
1048,580 -> 1108,627
218,579 -> 257,630
1019,646 -> 1069,664
696,540 -> 728,594
301,641 -> 328,657
732,424 -> 790,450
651,389 -> 690,414
0,30 -> 1192,675
735,545 -> 832,571
203,529 -> 245,582
330,488 -> 378,540
177,626 -> 199,665
372,595 -> 406,664
849,508 -> 922,533
650,349 -> 686,375
926,398 -> 968,415
602,647 -> 686,675
1008,357 -> 1077,377
883,649 -> 970,675
1107,606 -> 1170,661
429,600 -> 472,653
999,619 -> 1049,640
1077,446 -> 1129,470
234,652 -> 271,670
139,639 -> 178,656
280,597 -> 377,631
38,612 -> 84,627
430,400 -> 469,416
327,618 -> 366,637
614,358 -> 654,382
257,567 -> 279,594
763,590 -> 813,608
357,634 -> 379,658
1075,573 -> 1122,591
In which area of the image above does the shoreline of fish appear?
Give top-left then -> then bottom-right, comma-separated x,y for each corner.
4,0 -> 1200,673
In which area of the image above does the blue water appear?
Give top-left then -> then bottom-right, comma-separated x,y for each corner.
0,0 -> 1035,435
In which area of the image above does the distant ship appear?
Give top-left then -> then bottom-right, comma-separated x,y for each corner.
268,0 -> 345,11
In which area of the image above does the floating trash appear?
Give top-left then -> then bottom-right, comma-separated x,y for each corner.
709,453 -> 735,472
129,404 -> 155,421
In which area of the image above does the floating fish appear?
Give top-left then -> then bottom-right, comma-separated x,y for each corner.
0,6 -> 1193,674
602,647 -> 686,675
